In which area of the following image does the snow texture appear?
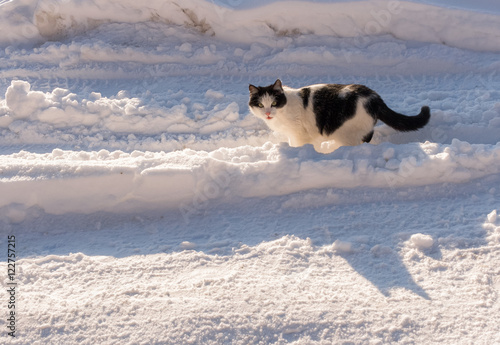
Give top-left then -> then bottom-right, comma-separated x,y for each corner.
1,0 -> 500,344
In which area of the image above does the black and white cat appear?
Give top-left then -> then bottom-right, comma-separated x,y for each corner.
249,79 -> 430,153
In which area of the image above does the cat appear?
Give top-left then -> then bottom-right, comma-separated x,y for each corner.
248,79 -> 430,153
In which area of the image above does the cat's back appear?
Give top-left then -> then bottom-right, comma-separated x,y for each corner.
285,83 -> 375,111
283,83 -> 330,109
307,83 -> 374,98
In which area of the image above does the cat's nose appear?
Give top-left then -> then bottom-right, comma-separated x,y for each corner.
265,111 -> 271,116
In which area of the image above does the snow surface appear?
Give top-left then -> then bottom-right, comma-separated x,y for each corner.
1,0 -> 500,344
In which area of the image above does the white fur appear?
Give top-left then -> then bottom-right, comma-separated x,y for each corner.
250,85 -> 375,154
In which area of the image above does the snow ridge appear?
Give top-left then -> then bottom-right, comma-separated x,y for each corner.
1,140 -> 499,216
2,0 -> 500,52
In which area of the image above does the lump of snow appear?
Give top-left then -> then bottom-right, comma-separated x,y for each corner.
399,315 -> 412,328
409,233 -> 434,250
385,158 -> 400,170
487,210 -> 497,223
178,43 -> 192,52
332,240 -> 352,253
370,244 -> 393,257
4,204 -> 27,224
116,90 -> 130,99
5,80 -> 50,119
383,147 -> 395,161
89,92 -> 101,100
205,89 -> 224,100
180,241 -> 197,250
51,148 -> 64,157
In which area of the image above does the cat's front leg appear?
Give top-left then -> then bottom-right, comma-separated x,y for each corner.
287,134 -> 308,148
287,138 -> 300,147
314,140 -> 342,154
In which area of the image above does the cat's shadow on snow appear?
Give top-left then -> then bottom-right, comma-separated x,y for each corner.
16,187 -> 492,302
335,247 -> 438,299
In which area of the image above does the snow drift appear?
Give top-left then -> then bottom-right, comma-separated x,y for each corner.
1,139 -> 499,216
2,0 -> 500,52
1,0 -> 500,344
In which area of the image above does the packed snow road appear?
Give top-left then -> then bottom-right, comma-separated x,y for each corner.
0,0 -> 499,344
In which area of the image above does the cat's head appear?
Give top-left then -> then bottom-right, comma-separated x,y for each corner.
248,79 -> 287,121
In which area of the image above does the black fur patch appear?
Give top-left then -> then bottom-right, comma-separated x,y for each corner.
248,83 -> 287,109
313,84 -> 378,135
313,85 -> 354,135
364,94 -> 385,118
299,87 -> 310,108
362,130 -> 374,143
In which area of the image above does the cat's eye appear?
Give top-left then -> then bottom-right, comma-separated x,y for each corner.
258,103 -> 264,108
271,101 -> 277,107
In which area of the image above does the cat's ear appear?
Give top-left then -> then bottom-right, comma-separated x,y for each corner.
249,84 -> 259,95
273,79 -> 283,93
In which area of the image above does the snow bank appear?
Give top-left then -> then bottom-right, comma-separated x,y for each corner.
0,80 -> 241,134
2,0 -> 500,52
0,80 -> 270,151
1,139 -> 499,216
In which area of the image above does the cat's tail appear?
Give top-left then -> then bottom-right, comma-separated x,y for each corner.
370,97 -> 430,132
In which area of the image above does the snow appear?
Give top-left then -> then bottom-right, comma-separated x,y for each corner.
1,0 -> 500,344
408,233 -> 434,250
